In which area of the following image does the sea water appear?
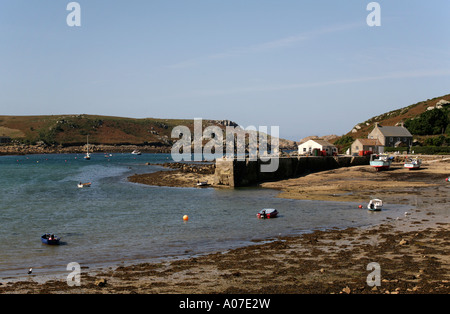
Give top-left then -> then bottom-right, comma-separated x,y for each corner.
0,153 -> 410,280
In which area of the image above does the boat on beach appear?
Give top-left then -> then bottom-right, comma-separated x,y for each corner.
367,199 -> 383,211
370,154 -> 392,171
196,181 -> 209,187
257,208 -> 279,219
41,234 -> 60,245
404,157 -> 421,170
78,182 -> 92,188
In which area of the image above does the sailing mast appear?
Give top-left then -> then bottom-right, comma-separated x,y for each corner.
84,135 -> 91,160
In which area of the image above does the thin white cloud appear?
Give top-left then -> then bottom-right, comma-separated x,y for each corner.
167,22 -> 362,69
192,69 -> 450,96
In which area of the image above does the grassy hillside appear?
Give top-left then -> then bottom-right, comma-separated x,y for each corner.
0,115 -> 232,146
332,93 -> 450,151
0,114 -> 296,149
346,94 -> 450,138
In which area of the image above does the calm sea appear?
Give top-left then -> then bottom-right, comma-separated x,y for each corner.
0,153 -> 410,280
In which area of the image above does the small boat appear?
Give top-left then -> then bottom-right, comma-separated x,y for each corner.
78,182 -> 92,188
370,154 -> 392,171
404,157 -> 421,170
196,181 -> 209,187
41,234 -> 61,245
367,199 -> 383,211
257,208 -> 279,219
131,150 -> 142,155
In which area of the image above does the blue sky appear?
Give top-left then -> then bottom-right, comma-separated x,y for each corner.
0,1 -> 449,140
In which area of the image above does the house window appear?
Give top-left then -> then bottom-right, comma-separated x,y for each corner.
303,148 -> 306,152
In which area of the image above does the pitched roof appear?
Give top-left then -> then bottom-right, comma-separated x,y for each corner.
301,139 -> 336,147
354,139 -> 382,146
376,125 -> 412,137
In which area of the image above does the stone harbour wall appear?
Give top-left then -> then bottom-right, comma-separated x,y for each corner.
214,156 -> 370,187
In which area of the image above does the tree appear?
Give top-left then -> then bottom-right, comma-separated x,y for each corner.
404,108 -> 449,135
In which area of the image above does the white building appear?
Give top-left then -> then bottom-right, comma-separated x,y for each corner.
298,139 -> 337,156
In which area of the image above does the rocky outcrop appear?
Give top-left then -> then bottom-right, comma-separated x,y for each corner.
154,162 -> 215,174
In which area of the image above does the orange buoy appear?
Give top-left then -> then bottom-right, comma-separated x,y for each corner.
183,215 -> 189,221
358,205 -> 363,209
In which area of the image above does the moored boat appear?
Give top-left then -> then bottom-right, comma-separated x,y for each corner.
78,182 -> 92,188
257,208 -> 279,219
404,157 -> 421,170
41,234 -> 60,245
367,199 -> 383,211
370,154 -> 392,171
131,150 -> 142,155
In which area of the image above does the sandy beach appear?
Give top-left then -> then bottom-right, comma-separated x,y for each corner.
1,157 -> 449,294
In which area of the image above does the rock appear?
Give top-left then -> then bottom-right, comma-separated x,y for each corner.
399,239 -> 409,245
342,286 -> 351,294
95,278 -> 107,287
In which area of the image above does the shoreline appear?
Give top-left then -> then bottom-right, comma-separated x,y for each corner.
1,159 -> 449,294
0,144 -> 172,156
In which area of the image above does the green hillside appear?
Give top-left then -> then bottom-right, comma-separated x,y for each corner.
333,93 -> 450,151
0,115 -> 235,147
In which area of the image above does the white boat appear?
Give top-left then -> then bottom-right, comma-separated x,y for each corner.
404,158 -> 421,170
131,150 -> 142,155
196,181 -> 209,187
84,135 -> 91,160
78,182 -> 92,188
370,154 -> 391,171
368,199 -> 383,211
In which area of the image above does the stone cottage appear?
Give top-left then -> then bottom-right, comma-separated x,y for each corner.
351,138 -> 383,155
368,123 -> 413,148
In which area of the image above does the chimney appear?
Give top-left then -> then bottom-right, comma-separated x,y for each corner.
400,122 -> 405,128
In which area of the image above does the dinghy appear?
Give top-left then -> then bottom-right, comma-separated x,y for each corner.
367,199 -> 383,211
257,208 -> 279,219
41,234 -> 60,245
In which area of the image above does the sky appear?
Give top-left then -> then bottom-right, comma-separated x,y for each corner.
0,1 -> 449,141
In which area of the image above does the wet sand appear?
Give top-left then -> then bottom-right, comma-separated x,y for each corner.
1,158 -> 449,294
